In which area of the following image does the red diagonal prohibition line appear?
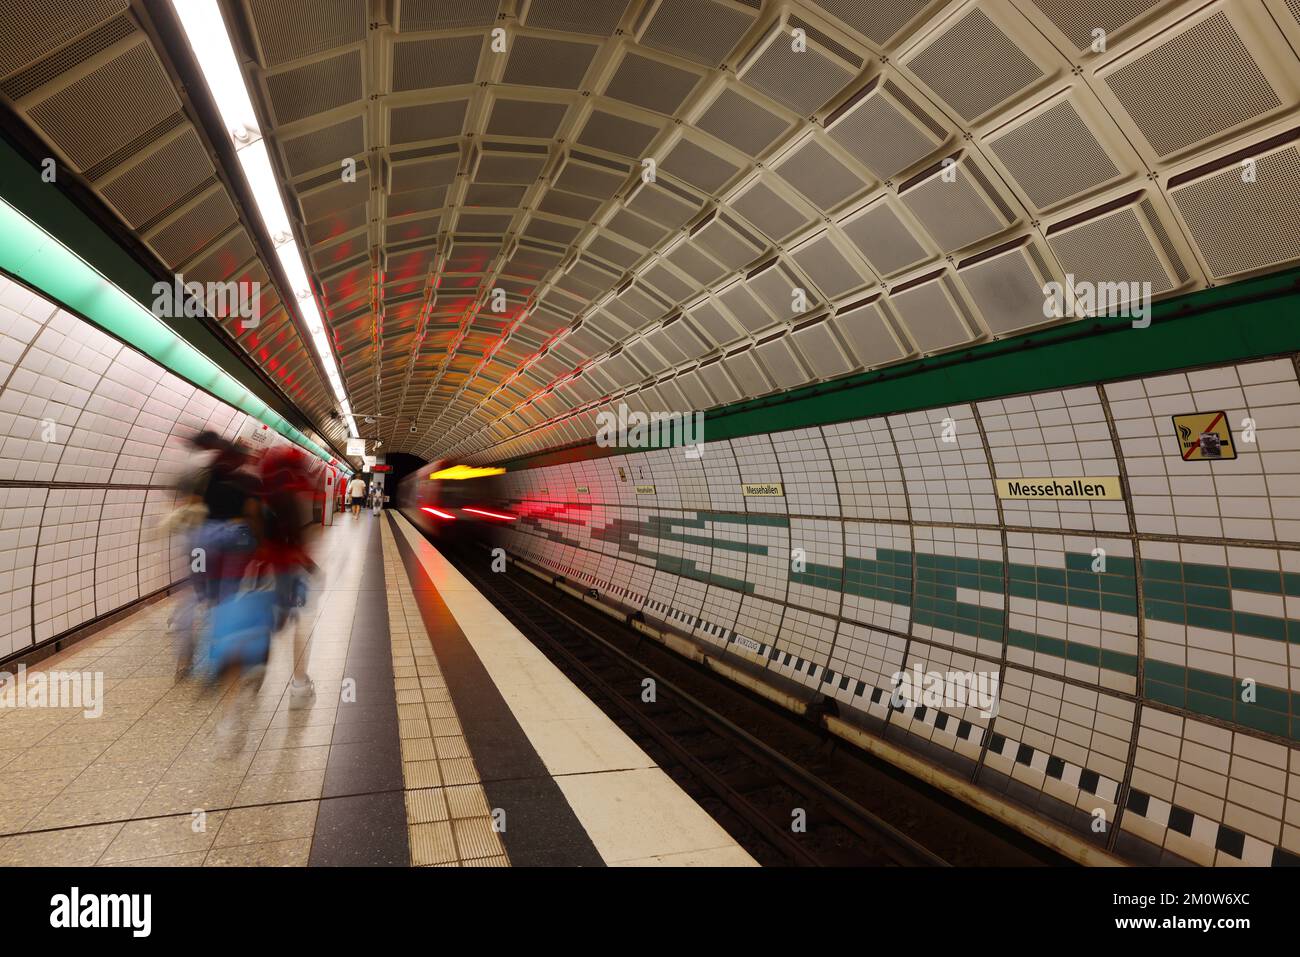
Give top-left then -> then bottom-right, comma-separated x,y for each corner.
1183,411 -> 1226,460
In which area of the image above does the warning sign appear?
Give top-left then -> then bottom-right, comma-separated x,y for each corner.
1171,411 -> 1236,461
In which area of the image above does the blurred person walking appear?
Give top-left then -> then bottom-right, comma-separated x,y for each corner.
348,475 -> 367,518
255,446 -> 319,704
184,433 -> 269,734
160,451 -> 212,677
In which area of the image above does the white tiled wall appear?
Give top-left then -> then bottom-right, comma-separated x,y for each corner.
483,350 -> 1300,866
0,274 -> 324,661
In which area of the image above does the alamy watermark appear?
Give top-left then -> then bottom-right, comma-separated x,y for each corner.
890,665 -> 999,718
1043,274 -> 1152,329
595,403 -> 704,458
0,664 -> 104,718
152,272 -> 261,329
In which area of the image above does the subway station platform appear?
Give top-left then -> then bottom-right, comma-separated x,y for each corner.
0,510 -> 753,867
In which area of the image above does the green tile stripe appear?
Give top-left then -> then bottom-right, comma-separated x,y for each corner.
1141,559 -> 1300,643
1144,659 -> 1298,740
1010,553 -> 1138,617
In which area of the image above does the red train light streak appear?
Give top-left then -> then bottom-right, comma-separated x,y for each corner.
420,506 -> 456,520
462,507 -> 517,521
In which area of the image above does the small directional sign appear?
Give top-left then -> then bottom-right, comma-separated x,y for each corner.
1171,411 -> 1236,461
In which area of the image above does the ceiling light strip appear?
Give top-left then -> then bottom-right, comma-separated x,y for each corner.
0,197 -> 346,471
170,0 -> 359,440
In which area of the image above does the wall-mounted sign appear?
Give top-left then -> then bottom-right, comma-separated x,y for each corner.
635,484 -> 656,495
346,438 -> 367,456
238,420 -> 271,447
995,477 -> 1123,500
742,483 -> 784,496
372,464 -> 392,472
733,635 -> 762,653
576,486 -> 589,493
618,467 -> 628,483
1171,411 -> 1236,461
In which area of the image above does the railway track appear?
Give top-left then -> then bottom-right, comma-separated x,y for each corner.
444,540 -> 948,867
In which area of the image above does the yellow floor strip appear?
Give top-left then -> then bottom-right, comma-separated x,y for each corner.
380,517 -> 509,867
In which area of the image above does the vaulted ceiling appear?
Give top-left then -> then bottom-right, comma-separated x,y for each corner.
5,0 -> 1300,467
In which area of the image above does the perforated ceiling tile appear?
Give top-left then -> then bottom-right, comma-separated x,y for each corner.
1046,196 -> 1179,297
395,0 -> 499,31
524,0 -> 633,36
738,14 -> 864,117
1102,10 -> 1283,158
144,186 -> 239,268
660,138 -> 741,194
553,152 -> 628,198
486,98 -> 569,138
606,207 -> 669,247
576,110 -> 662,157
807,0 -> 935,46
263,48 -> 363,124
246,0 -> 366,68
25,40 -> 180,171
730,179 -> 814,241
585,233 -> 642,268
1169,138 -> 1300,280
663,245 -> 725,294
957,240 -> 1056,336
391,153 -> 457,192
1028,0 -> 1166,51
717,280 -> 774,333
641,263 -> 695,303
687,300 -> 743,346
389,100 -> 468,144
388,185 -> 447,217
502,35 -> 599,89
690,212 -> 764,271
838,199 -> 929,277
988,97 -> 1121,210
538,189 -> 602,221
889,272 -> 976,352
755,336 -> 810,389
0,0 -> 129,80
723,349 -> 771,396
899,155 -> 1015,253
791,233 -> 870,300
603,52 -> 702,115
826,77 -> 947,181
773,137 -> 868,213
636,0 -> 760,67
749,258 -> 817,318
474,150 -> 546,184
830,297 -> 907,366
97,126 -> 214,229
905,6 -> 1044,122
625,180 -> 701,229
282,114 -> 365,174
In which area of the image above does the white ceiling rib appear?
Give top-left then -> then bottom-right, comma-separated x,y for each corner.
5,0 -> 1300,466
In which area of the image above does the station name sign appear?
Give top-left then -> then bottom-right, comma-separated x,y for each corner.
741,483 -> 784,496
635,484 -> 656,495
996,477 -> 1122,500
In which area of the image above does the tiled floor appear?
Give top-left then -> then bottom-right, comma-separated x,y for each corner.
389,512 -> 757,867
381,519 -> 508,866
0,508 -> 754,867
0,514 -> 390,866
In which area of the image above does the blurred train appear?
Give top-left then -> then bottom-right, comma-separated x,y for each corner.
396,461 -> 517,543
